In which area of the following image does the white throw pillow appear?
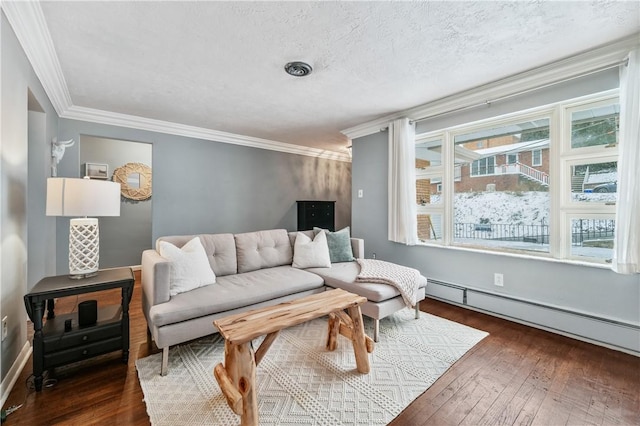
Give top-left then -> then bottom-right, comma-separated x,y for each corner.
292,231 -> 332,269
158,237 -> 216,296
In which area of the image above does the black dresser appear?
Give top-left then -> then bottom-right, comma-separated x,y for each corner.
297,201 -> 335,231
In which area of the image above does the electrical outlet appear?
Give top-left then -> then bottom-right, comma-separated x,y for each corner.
494,273 -> 504,287
372,253 -> 376,259
2,316 -> 8,341
358,189 -> 364,198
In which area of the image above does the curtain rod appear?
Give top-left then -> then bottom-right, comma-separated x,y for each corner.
380,57 -> 629,131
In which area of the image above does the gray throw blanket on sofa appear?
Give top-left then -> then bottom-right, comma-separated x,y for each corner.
356,259 -> 421,308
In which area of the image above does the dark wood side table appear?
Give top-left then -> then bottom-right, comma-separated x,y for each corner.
24,267 -> 134,391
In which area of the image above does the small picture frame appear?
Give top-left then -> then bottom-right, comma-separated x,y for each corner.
84,163 -> 109,180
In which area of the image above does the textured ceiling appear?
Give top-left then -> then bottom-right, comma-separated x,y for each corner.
36,1 -> 640,154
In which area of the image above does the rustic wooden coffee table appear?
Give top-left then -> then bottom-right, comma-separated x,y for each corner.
213,288 -> 374,426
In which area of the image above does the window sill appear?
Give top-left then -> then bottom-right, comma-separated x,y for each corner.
415,241 -> 612,270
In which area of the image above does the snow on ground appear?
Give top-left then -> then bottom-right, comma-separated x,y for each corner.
586,171 -> 616,184
449,190 -> 616,225
453,191 -> 549,225
571,192 -> 616,203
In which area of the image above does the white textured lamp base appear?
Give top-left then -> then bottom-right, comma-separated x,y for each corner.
69,218 -> 100,279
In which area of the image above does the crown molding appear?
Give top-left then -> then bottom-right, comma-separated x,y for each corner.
63,106 -> 351,162
2,1 -> 350,163
2,1 -> 72,115
342,34 -> 639,141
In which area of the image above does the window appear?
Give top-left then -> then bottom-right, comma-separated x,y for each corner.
561,97 -> 619,263
569,217 -> 615,260
453,118 -> 551,253
532,149 -> 542,166
414,91 -> 619,264
471,157 -> 495,176
569,161 -> 617,203
570,104 -> 619,149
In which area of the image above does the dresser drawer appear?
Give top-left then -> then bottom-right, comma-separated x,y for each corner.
43,305 -> 122,353
43,322 -> 121,353
305,213 -> 333,229
43,337 -> 123,369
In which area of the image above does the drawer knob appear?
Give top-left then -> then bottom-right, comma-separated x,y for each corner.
82,335 -> 88,341
82,349 -> 88,356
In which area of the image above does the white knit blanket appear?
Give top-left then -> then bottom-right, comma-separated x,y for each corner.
356,259 -> 421,308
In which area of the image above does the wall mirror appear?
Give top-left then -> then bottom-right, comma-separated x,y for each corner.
113,162 -> 152,200
80,136 -> 152,270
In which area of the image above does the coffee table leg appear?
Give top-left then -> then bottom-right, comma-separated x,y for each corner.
347,305 -> 370,374
326,313 -> 340,351
227,341 -> 258,426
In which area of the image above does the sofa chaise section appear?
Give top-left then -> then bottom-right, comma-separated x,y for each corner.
305,262 -> 427,340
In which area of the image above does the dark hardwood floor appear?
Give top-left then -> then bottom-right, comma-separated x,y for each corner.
4,274 -> 639,425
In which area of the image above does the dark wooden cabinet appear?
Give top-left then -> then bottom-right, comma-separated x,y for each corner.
297,200 -> 335,231
24,267 -> 134,391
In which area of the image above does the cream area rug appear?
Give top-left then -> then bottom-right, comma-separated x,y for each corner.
136,309 -> 488,425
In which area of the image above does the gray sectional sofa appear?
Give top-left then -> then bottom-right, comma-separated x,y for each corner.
141,228 -> 426,375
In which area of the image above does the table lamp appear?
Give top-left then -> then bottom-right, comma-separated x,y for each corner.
46,177 -> 121,279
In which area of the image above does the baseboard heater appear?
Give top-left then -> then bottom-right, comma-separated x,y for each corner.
426,278 -> 640,355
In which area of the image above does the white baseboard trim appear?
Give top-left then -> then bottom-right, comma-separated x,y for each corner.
1,341 -> 32,407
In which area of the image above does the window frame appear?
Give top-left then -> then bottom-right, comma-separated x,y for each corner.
413,89 -> 619,265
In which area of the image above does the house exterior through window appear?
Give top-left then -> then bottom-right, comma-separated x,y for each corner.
470,156 -> 495,176
532,149 -> 542,166
413,90 -> 619,265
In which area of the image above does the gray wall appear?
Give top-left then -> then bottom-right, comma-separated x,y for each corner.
28,108 -> 57,290
3,7 -> 351,390
1,12 -> 59,385
56,119 -> 352,272
80,136 -> 152,268
351,69 -> 640,352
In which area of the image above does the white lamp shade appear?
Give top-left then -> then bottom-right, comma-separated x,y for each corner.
46,178 -> 121,217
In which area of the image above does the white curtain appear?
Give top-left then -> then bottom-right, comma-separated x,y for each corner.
388,118 -> 417,245
612,47 -> 640,274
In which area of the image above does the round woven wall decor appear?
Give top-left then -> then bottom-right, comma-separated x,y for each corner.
112,162 -> 152,201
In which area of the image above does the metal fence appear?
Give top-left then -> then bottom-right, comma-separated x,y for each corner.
454,219 -> 614,245
571,219 -> 615,245
454,222 -> 550,243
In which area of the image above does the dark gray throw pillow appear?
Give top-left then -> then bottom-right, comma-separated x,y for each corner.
313,226 -> 355,263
